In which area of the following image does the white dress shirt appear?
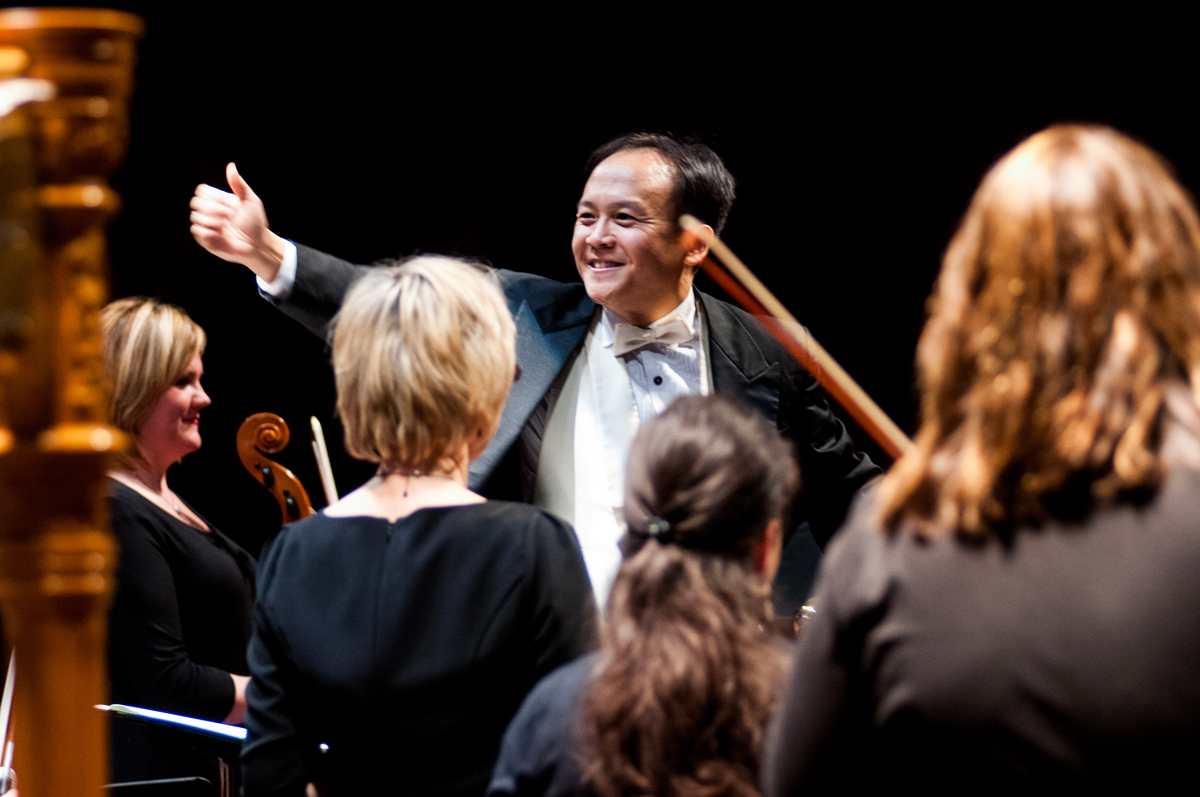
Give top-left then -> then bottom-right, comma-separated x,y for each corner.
257,239 -> 298,298
535,294 -> 713,606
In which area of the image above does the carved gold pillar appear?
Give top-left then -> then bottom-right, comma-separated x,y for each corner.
0,9 -> 142,797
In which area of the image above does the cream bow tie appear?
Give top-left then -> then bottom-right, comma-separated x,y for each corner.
611,314 -> 693,356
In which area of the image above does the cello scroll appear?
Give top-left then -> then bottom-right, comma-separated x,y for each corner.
236,412 -> 314,523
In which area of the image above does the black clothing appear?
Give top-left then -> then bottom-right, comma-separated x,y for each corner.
487,654 -> 593,797
268,246 -> 880,549
241,503 -> 599,797
107,479 -> 256,718
764,469 -> 1200,793
268,246 -> 881,614
107,478 -> 255,784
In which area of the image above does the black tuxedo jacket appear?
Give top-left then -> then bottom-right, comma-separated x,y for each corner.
269,245 -> 880,550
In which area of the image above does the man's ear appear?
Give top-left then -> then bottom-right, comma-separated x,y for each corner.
752,518 -> 784,580
681,223 -> 712,267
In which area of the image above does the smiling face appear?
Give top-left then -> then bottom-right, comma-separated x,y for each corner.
137,354 -> 211,468
573,148 -> 708,325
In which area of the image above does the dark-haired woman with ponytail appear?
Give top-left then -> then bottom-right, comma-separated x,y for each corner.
487,395 -> 798,797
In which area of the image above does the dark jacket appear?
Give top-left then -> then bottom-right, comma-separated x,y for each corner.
269,244 -> 880,551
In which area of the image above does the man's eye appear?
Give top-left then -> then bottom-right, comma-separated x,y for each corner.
576,212 -> 595,222
616,213 -> 636,222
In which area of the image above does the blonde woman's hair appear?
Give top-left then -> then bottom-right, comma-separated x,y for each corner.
333,256 -> 516,474
100,297 -> 207,437
879,125 -> 1200,538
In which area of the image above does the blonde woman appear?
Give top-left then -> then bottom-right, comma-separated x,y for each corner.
101,298 -> 255,780
241,257 -> 597,797
766,127 -> 1200,791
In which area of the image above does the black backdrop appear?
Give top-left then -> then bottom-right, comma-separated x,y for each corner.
53,2 -> 1200,557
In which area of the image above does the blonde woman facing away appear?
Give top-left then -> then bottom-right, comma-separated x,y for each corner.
241,257 -> 598,797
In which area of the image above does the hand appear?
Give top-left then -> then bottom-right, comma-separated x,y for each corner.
224,673 -> 250,725
190,163 -> 286,282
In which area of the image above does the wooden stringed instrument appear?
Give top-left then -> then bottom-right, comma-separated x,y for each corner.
680,214 -> 913,460
236,413 -> 315,523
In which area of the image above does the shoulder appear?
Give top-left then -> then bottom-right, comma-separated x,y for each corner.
487,500 -> 576,533
432,500 -> 578,539
268,510 -> 347,538
495,269 -> 589,312
107,477 -> 149,513
520,653 -> 594,720
812,483 -> 896,614
489,654 -> 595,796
256,512 -> 343,569
699,290 -> 771,340
107,479 -> 168,540
260,504 -> 575,569
444,503 -> 585,566
493,503 -> 588,569
495,269 -> 582,302
699,291 -> 801,369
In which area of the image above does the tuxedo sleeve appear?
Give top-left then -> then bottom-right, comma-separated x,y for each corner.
785,366 -> 882,548
259,244 -> 374,339
704,295 -> 882,549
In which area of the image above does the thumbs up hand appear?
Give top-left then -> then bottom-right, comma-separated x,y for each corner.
190,162 -> 287,282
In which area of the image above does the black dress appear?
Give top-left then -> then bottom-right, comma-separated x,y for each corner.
241,502 -> 599,797
764,467 -> 1200,793
107,478 -> 256,780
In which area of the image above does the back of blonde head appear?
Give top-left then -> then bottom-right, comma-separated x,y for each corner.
880,126 -> 1200,537
333,256 -> 515,474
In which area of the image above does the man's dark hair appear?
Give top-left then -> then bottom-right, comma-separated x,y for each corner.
585,132 -> 737,234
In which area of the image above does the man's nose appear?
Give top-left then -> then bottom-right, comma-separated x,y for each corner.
586,218 -> 614,247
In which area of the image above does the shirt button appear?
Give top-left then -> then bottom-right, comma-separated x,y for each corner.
653,376 -> 663,386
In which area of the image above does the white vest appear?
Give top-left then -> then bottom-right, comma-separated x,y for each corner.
533,297 -> 712,608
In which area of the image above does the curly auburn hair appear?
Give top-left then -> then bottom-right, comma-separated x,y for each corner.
581,396 -> 798,797
879,125 -> 1200,537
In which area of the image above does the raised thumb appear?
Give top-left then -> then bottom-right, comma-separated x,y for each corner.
226,162 -> 256,201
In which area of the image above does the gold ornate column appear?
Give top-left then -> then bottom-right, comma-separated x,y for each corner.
0,9 -> 142,797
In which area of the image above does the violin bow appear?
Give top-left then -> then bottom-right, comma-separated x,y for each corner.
310,416 -> 339,507
680,214 -> 913,461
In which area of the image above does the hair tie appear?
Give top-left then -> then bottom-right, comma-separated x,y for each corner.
645,516 -> 673,542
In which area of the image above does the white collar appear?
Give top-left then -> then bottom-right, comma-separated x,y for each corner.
598,291 -> 698,349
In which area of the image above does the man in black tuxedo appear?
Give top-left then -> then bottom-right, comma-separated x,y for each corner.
189,133 -> 880,612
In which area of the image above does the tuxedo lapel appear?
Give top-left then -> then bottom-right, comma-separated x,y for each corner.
700,292 -> 783,427
469,283 -> 594,490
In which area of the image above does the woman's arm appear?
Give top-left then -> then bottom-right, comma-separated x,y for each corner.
225,673 -> 250,725
108,507 -> 239,720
